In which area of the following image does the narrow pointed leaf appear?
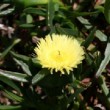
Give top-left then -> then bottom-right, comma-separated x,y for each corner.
0,105 -> 22,110
10,51 -> 30,62
104,0 -> 110,24
96,42 -> 110,77
14,58 -> 32,76
32,69 -> 49,85
0,76 -> 21,93
0,39 -> 21,60
97,75 -> 110,109
95,30 -> 107,41
77,16 -> 92,29
47,0 -> 55,32
0,69 -> 28,82
23,7 -> 46,16
4,90 -> 23,102
0,8 -> 14,16
10,51 -> 41,67
97,75 -> 109,96
55,26 -> 78,36
31,58 -> 41,67
82,27 -> 96,48
19,23 -> 35,28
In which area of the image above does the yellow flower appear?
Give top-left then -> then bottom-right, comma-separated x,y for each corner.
34,34 -> 85,74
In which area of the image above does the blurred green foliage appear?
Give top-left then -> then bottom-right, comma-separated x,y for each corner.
0,0 -> 110,110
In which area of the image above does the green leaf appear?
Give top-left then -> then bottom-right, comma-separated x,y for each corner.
82,27 -> 96,48
85,52 -> 93,65
95,30 -> 107,41
23,0 -> 49,6
10,51 -> 30,62
26,14 -> 33,23
0,8 -> 14,16
31,58 -> 41,67
97,75 -> 109,96
47,0 -> 55,33
19,23 -> 35,28
4,90 -> 23,102
68,11 -> 100,17
23,7 -> 46,16
97,75 -> 110,109
0,105 -> 22,110
96,42 -> 110,77
0,69 -> 28,82
104,0 -> 110,24
14,58 -> 32,76
0,39 -> 21,60
32,69 -> 49,85
77,16 -> 92,29
95,5 -> 104,13
0,76 -> 21,93
55,26 -> 78,36
10,51 -> 41,67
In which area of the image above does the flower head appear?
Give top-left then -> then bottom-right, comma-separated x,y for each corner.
34,34 -> 85,74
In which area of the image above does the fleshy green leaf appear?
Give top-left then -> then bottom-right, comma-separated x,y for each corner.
10,51 -> 41,67
96,42 -> 110,77
82,27 -> 96,48
77,16 -> 92,29
104,0 -> 110,24
4,90 -> 23,102
0,39 -> 21,60
0,76 -> 21,93
23,7 -> 46,16
55,25 -> 78,36
95,30 -> 107,41
85,52 -> 93,65
10,51 -> 30,62
26,14 -> 33,23
19,23 -> 35,28
97,75 -> 109,96
32,69 -> 49,85
13,58 -> 32,76
0,69 -> 28,82
97,75 -> 110,109
0,8 -> 14,16
95,5 -> 104,13
31,58 -> 41,67
47,0 -> 55,33
0,105 -> 22,110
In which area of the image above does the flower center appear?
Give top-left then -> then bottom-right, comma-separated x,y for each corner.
51,50 -> 64,62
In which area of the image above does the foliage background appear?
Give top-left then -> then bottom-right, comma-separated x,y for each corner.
0,0 -> 110,110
